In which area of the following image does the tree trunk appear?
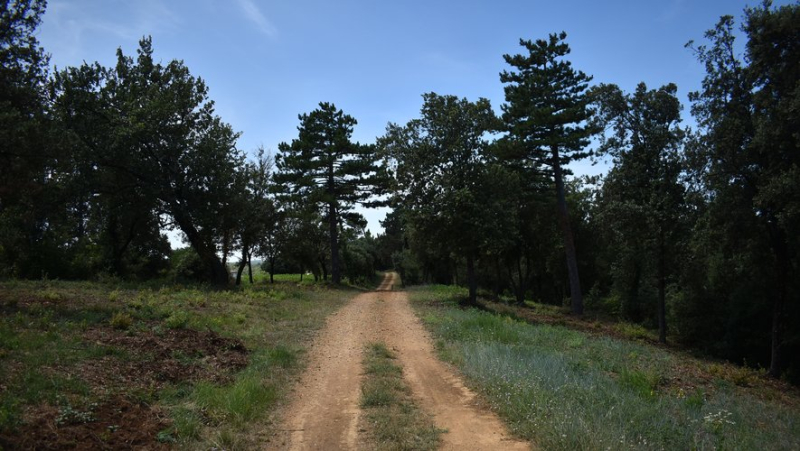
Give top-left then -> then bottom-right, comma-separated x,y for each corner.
329,203 -> 341,284
248,257 -> 253,284
235,257 -> 246,286
768,221 -> 787,378
551,145 -> 583,315
494,256 -> 503,297
236,246 -> 249,286
516,256 -> 526,306
657,228 -> 667,344
466,254 -> 477,305
222,229 -> 230,268
320,257 -> 328,281
269,256 -> 275,284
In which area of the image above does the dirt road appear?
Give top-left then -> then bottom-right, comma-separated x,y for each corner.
269,273 -> 530,450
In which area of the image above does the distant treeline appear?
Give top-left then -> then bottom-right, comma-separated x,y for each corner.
1,1 -> 797,380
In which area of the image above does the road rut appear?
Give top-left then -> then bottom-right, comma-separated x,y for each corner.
269,273 -> 530,450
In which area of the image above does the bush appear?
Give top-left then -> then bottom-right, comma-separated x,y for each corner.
168,248 -> 205,283
165,311 -> 190,329
109,312 -> 133,330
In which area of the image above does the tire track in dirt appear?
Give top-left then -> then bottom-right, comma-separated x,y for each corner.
269,273 -> 530,450
268,274 -> 393,450
379,275 -> 530,451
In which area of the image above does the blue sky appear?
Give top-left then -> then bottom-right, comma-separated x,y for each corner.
37,0 -> 782,236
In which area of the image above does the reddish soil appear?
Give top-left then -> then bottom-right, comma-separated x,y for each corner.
2,396 -> 170,450
0,324 -> 248,450
80,326 -> 248,388
269,273 -> 531,450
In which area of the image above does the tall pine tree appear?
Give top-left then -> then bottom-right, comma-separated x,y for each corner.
274,102 -> 385,284
500,33 -> 597,315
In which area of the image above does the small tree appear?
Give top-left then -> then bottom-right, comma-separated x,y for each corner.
235,148 -> 273,285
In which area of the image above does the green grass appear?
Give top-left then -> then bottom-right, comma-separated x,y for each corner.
360,342 -> 443,450
0,278 -> 353,448
230,264 -> 321,285
409,284 -> 800,451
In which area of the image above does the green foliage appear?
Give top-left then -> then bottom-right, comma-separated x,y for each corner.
274,102 -> 387,284
500,32 -> 598,314
684,1 -> 800,377
391,249 -> 422,286
193,375 -> 277,427
108,312 -> 133,330
0,0 -> 60,280
164,311 -> 190,329
592,81 -> 686,342
613,322 -> 654,341
50,37 -> 240,285
168,247 -> 206,283
342,234 -> 380,286
380,93 -> 500,302
618,368 -> 661,398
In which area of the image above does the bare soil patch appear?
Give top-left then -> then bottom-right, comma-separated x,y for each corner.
1,396 -> 170,450
268,280 -> 387,449
80,326 -> 248,388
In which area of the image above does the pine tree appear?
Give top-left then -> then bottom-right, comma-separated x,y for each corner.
500,32 -> 597,315
274,102 -> 386,284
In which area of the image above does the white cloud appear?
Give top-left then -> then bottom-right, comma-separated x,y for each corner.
236,0 -> 277,36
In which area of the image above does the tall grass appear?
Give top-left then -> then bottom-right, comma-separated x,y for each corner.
410,285 -> 800,450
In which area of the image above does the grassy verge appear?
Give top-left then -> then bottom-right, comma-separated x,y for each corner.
0,277 -> 352,449
360,342 -> 443,450
241,266 -> 383,290
409,284 -> 800,451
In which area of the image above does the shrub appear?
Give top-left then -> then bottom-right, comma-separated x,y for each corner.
613,322 -> 653,341
165,311 -> 190,329
109,312 -> 133,330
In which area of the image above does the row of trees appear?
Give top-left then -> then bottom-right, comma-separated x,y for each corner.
378,2 -> 798,380
2,1 -> 797,379
1,1 -> 385,287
